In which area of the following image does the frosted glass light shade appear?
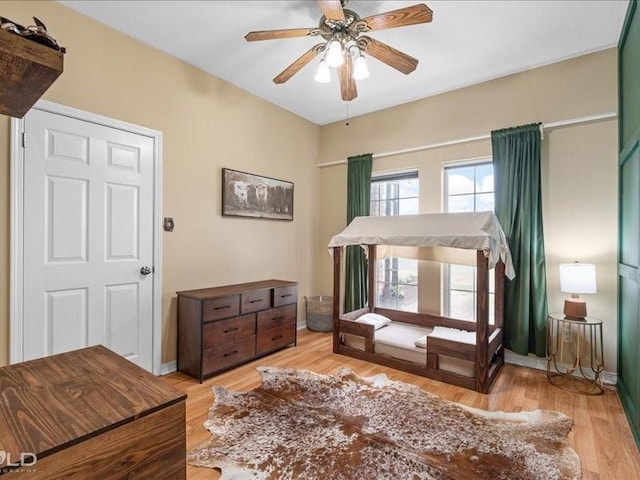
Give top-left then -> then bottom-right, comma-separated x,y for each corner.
353,55 -> 369,79
314,60 -> 331,83
326,40 -> 344,67
559,263 -> 597,294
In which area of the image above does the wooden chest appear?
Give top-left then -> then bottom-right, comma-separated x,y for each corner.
0,346 -> 186,479
177,279 -> 298,382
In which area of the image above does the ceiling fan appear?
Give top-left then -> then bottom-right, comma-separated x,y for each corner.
245,0 -> 433,102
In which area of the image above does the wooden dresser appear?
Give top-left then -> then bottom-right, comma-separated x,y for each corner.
177,279 -> 298,382
0,345 -> 186,479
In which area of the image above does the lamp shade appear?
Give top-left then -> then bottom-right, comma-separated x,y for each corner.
559,263 -> 597,294
326,40 -> 344,67
314,60 -> 331,83
353,54 -> 369,79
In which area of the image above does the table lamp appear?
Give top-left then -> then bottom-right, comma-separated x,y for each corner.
559,262 -> 597,320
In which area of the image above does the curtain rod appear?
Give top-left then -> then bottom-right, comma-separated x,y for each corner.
316,111 -> 617,168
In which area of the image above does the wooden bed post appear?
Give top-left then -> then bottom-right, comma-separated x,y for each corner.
332,246 -> 343,353
367,244 -> 377,311
475,251 -> 489,393
494,259 -> 505,329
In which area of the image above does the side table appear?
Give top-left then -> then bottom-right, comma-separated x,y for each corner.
546,313 -> 604,394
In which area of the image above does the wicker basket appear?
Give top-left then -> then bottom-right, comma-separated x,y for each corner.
305,296 -> 333,332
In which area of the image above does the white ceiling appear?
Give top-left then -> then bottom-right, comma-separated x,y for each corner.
59,0 -> 628,126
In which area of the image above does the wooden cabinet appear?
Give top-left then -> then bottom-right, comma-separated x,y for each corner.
618,0 -> 640,448
177,279 -> 298,382
0,29 -> 64,118
0,345 -> 186,479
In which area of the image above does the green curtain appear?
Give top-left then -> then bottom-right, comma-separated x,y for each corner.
345,153 -> 373,312
492,124 -> 548,357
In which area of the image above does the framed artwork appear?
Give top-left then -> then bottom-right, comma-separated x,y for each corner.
222,168 -> 294,221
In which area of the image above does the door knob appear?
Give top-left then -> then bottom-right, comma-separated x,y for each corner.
140,266 -> 152,276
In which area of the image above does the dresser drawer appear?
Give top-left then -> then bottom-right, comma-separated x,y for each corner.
256,325 -> 295,355
257,304 -> 296,333
241,289 -> 271,313
203,336 -> 256,374
203,294 -> 240,321
203,314 -> 255,348
273,285 -> 298,307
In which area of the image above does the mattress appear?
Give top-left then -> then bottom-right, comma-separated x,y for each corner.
343,322 -> 484,378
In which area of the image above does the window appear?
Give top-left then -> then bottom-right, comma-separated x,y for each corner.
443,162 -> 495,321
370,172 -> 418,311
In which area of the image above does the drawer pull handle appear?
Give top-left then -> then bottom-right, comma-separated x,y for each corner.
281,294 -> 293,298
249,299 -> 264,304
272,334 -> 284,341
214,305 -> 230,310
223,350 -> 239,358
273,316 -> 284,322
223,327 -> 239,333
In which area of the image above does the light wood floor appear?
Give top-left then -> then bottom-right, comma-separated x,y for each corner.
163,329 -> 640,480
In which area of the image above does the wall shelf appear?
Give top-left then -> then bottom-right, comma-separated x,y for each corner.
0,28 -> 64,118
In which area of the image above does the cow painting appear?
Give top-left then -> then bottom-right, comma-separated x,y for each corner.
222,168 -> 293,221
255,183 -> 268,207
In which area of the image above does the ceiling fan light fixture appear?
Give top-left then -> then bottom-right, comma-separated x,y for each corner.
246,2 -> 434,101
353,54 -> 369,80
325,39 -> 344,67
314,59 -> 331,83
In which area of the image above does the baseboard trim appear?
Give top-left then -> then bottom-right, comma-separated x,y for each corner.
159,360 -> 177,376
504,350 -> 617,385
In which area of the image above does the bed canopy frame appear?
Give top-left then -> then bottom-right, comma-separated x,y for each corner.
328,211 -> 515,393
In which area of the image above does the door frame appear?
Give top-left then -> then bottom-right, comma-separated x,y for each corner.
10,100 -> 164,374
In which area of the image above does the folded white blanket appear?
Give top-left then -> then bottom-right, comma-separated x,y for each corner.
415,326 -> 477,348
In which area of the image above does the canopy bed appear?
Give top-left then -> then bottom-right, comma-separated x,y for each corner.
328,211 -> 515,393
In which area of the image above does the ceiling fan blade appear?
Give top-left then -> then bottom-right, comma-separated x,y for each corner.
245,28 -> 318,42
359,4 -> 433,31
358,36 -> 418,74
273,44 -> 324,84
316,0 -> 345,22
338,54 -> 357,101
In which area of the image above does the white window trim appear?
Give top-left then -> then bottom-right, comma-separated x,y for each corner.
372,168 -> 419,180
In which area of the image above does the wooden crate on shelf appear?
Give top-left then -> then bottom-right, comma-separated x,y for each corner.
0,28 -> 64,118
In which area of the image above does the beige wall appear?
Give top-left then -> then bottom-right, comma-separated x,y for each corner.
0,1 -> 320,366
316,49 -> 619,372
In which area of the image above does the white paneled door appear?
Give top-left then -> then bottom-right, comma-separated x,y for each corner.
19,107 -> 156,371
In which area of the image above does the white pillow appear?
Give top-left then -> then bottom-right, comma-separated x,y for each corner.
415,335 -> 427,349
355,313 -> 392,330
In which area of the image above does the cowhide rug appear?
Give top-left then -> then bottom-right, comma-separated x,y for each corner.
189,366 -> 581,480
